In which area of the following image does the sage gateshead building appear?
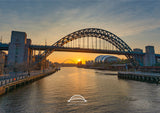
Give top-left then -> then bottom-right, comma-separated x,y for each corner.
95,55 -> 120,63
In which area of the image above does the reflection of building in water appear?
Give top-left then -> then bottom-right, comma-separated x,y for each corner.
0,51 -> 6,75
95,55 -> 120,63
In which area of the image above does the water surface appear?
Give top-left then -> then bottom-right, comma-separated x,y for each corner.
0,67 -> 160,113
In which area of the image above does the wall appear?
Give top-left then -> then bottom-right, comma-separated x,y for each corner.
8,31 -> 27,65
144,46 -> 156,66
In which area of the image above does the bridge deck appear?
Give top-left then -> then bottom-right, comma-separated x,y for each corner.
30,45 -> 145,55
1,43 -> 160,57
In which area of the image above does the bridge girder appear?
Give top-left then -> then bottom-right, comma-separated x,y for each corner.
54,28 -> 132,53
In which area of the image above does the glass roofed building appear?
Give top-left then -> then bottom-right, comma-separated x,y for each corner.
95,55 -> 120,63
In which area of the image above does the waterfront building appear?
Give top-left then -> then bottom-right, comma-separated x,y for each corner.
85,60 -> 94,66
133,48 -> 143,53
95,55 -> 120,63
0,51 -> 6,75
133,48 -> 144,66
109,64 -> 131,71
32,55 -> 51,70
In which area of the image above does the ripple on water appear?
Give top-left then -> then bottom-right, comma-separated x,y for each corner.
0,67 -> 160,113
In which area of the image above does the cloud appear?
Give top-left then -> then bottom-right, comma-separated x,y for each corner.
1,0 -> 160,62
0,0 -> 160,46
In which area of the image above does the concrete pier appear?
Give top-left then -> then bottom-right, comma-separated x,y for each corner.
0,68 -> 59,96
118,71 -> 160,84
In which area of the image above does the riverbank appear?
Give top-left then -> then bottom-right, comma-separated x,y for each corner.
0,68 -> 59,96
118,71 -> 160,84
1,67 -> 160,112
78,65 -> 128,71
80,66 -> 160,84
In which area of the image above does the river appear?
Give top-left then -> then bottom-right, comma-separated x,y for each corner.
0,67 -> 160,113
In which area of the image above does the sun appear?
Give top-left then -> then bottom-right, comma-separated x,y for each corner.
77,59 -> 82,64
77,59 -> 81,62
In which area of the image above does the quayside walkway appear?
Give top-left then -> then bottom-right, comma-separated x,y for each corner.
118,71 -> 160,84
0,68 -> 59,96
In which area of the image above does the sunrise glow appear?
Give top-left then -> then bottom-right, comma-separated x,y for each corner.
77,59 -> 81,62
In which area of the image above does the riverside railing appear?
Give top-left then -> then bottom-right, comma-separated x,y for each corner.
119,71 -> 160,76
0,69 -> 55,87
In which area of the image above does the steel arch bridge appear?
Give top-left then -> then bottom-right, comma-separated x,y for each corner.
61,59 -> 76,64
38,28 -> 137,67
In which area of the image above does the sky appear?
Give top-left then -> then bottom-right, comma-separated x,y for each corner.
0,0 -> 160,63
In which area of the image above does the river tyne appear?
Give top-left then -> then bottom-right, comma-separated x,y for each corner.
0,67 -> 160,113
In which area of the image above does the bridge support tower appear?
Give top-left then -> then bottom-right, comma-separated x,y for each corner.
144,46 -> 156,66
7,31 -> 32,72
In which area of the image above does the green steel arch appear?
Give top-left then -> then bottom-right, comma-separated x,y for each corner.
39,28 -> 136,66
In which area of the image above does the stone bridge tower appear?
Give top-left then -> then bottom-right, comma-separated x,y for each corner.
7,31 -> 32,66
